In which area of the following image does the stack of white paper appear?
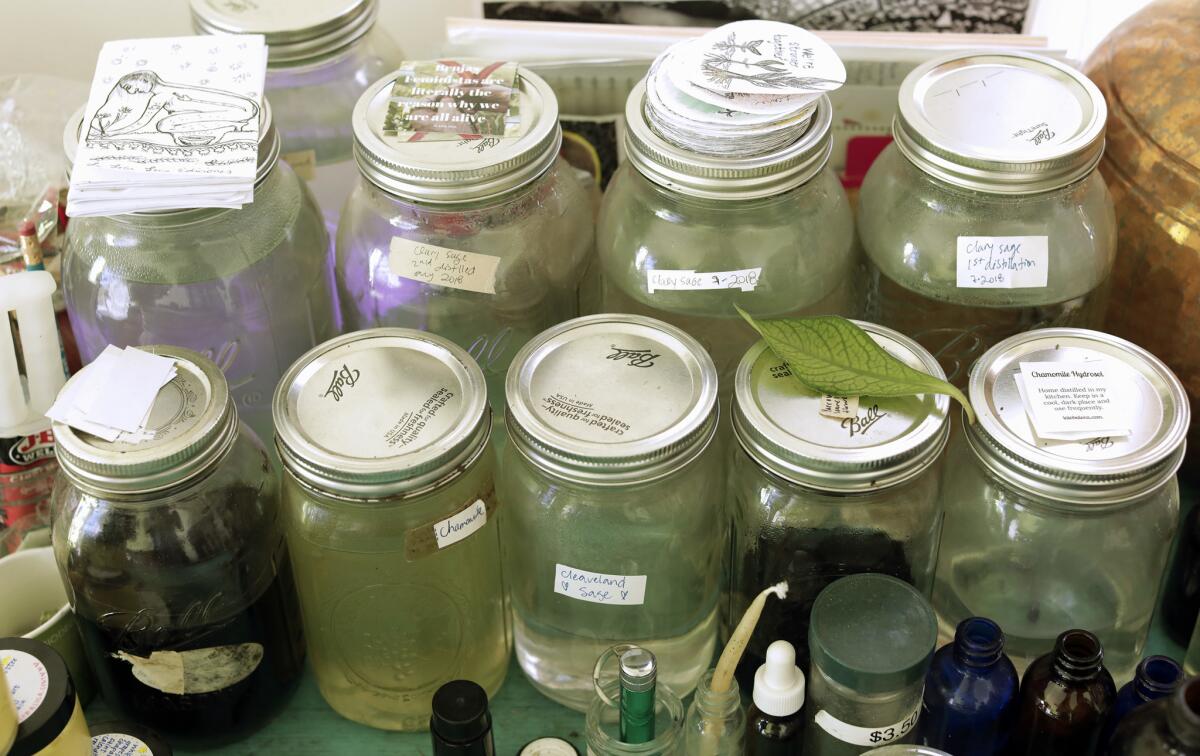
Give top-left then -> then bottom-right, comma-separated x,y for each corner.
47,346 -> 178,442
66,35 -> 268,217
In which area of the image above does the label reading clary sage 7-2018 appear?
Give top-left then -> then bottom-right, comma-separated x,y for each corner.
554,564 -> 647,606
956,235 -> 1048,289
647,267 -> 762,293
814,704 -> 920,747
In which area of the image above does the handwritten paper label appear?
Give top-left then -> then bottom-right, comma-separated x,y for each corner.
383,60 -> 520,141
647,267 -> 761,293
814,705 -> 920,747
956,236 -> 1049,289
820,395 -> 859,419
389,238 -> 500,294
434,499 -> 488,549
1016,361 -> 1135,440
282,149 -> 317,181
554,564 -> 647,606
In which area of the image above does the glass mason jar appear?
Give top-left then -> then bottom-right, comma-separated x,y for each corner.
273,328 -> 509,731
586,678 -> 685,756
49,346 -> 306,746
932,328 -> 1189,683
191,0 -> 402,227
338,66 -> 594,412
500,314 -> 722,711
858,52 -> 1116,385
728,323 -> 949,689
593,80 -> 858,392
61,102 -> 335,443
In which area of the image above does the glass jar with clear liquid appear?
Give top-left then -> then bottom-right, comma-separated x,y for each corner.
61,101 -> 335,442
338,65 -> 594,412
592,80 -> 858,393
273,329 -> 509,732
858,52 -> 1116,385
932,328 -> 1188,683
500,314 -> 722,711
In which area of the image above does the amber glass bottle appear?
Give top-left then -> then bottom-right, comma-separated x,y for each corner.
1008,630 -> 1116,756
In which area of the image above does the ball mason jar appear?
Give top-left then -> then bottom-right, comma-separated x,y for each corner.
728,323 -> 950,690
932,328 -> 1189,683
338,66 -> 594,412
190,0 -> 402,225
500,314 -> 722,711
61,101 -> 335,442
593,80 -> 858,391
49,346 -> 306,746
273,328 -> 508,731
858,52 -> 1116,385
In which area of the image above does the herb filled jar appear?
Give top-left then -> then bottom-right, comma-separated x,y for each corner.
190,0 -> 402,224
728,323 -> 950,689
61,102 -> 335,442
858,52 -> 1115,384
501,314 -> 722,711
50,347 -> 305,746
932,328 -> 1189,682
338,64 -> 594,411
273,329 -> 508,732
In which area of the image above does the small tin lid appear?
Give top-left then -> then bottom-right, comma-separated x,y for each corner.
505,314 -> 718,485
894,51 -> 1106,194
273,329 -> 490,499
352,66 -> 561,203
89,721 -> 173,756
625,78 -> 834,200
966,328 -> 1189,504
2,637 -> 78,756
733,323 -> 950,492
520,738 -> 580,755
52,347 -> 239,497
190,0 -> 377,66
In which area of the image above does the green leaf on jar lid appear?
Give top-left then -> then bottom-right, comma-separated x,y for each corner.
735,306 -> 976,424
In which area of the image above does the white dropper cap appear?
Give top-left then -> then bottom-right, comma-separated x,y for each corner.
753,640 -> 806,717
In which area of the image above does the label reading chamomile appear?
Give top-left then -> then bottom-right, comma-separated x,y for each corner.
554,564 -> 647,606
434,498 -> 488,549
389,238 -> 501,295
3,649 -> 49,721
956,235 -> 1049,289
820,395 -> 859,419
647,267 -> 761,293
814,705 -> 920,747
1016,360 -> 1135,440
91,733 -> 153,755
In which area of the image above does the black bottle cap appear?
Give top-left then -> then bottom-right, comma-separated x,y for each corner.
1,636 -> 79,756
431,680 -> 493,746
90,720 -> 174,755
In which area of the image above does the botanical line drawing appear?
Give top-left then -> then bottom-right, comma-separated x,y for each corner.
702,31 -> 842,91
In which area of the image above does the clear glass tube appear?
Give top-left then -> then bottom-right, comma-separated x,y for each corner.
586,678 -> 684,756
683,670 -> 745,756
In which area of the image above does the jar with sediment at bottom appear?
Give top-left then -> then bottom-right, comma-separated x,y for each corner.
273,329 -> 509,731
501,314 -> 723,711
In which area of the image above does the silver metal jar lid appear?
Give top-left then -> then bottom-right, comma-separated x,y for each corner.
273,329 -> 491,499
352,65 -> 561,204
52,346 -> 239,496
732,323 -> 950,492
965,328 -> 1190,504
190,0 -> 378,66
624,78 -> 834,201
893,51 -> 1106,195
505,314 -> 718,486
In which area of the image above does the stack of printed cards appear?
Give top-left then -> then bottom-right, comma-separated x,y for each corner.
644,21 -> 846,158
47,346 -> 178,442
66,35 -> 268,217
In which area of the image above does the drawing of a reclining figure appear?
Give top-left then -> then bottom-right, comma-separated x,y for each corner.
87,71 -> 259,148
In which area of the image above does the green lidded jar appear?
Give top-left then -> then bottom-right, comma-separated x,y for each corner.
804,574 -> 937,756
858,52 -> 1115,385
273,328 -> 508,732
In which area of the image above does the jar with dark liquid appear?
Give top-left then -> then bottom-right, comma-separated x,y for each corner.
49,346 -> 305,746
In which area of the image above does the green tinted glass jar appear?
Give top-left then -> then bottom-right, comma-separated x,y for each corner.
858,52 -> 1115,384
501,314 -> 721,711
273,329 -> 508,731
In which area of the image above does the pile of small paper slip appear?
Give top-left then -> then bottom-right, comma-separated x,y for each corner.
66,35 -> 268,217
644,21 -> 847,158
47,346 -> 178,442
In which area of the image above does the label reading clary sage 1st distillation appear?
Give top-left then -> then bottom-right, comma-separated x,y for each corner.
814,705 -> 920,747
389,238 -> 501,295
956,235 -> 1048,289
554,564 -> 647,606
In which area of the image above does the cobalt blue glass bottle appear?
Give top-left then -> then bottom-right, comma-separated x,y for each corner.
1104,656 -> 1184,745
918,616 -> 1018,755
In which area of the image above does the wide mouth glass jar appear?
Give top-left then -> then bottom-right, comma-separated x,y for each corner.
932,328 -> 1189,682
61,101 -> 335,442
592,80 -> 858,392
858,52 -> 1116,385
337,65 -> 595,412
500,314 -> 721,711
728,323 -> 949,689
273,328 -> 509,732
50,346 -> 306,746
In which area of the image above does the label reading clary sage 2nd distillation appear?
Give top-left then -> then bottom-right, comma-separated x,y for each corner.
814,704 -> 920,747
389,238 -> 501,295
554,564 -> 647,606
956,235 -> 1048,289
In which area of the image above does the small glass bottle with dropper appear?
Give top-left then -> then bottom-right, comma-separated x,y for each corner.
746,640 -> 807,755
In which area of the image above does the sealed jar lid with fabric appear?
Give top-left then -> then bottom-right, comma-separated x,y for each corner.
273,328 -> 491,498
893,51 -> 1106,194
965,328 -> 1190,504
505,314 -> 718,485
190,0 -> 379,66
352,63 -> 561,203
733,322 -> 950,492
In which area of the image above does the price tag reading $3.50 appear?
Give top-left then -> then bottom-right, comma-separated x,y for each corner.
814,705 -> 920,747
